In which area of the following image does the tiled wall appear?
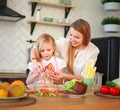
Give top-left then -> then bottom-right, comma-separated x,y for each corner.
0,0 -> 120,73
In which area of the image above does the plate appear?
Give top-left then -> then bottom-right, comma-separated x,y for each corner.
94,91 -> 120,99
68,94 -> 86,98
0,93 -> 28,102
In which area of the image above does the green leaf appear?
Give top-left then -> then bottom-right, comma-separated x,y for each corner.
101,16 -> 120,25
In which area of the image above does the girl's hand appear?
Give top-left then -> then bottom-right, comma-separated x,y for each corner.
50,72 -> 65,84
50,72 -> 64,81
32,60 -> 45,74
46,70 -> 56,79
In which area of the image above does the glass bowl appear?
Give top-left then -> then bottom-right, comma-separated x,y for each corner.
34,84 -> 59,97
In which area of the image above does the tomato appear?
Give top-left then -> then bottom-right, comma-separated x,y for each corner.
49,90 -> 58,95
46,63 -> 55,72
100,85 -> 109,94
40,88 -> 49,94
109,87 -> 120,96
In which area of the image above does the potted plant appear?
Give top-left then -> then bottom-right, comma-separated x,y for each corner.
101,16 -> 120,32
101,0 -> 120,10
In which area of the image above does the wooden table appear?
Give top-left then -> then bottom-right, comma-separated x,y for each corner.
1,91 -> 120,110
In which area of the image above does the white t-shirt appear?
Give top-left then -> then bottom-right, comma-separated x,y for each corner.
56,37 -> 100,77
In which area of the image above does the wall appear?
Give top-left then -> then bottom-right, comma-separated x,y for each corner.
0,0 -> 120,73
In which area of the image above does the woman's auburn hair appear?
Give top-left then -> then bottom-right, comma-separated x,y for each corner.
35,33 -> 56,61
67,19 -> 91,74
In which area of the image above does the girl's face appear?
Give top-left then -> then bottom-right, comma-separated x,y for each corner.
69,27 -> 84,49
39,42 -> 54,60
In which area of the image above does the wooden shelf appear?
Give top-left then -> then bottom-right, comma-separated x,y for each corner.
27,17 -> 70,36
28,0 -> 74,37
27,17 -> 71,26
29,0 -> 75,8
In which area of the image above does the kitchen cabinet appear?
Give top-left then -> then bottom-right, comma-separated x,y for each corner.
28,0 -> 75,37
91,37 -> 120,84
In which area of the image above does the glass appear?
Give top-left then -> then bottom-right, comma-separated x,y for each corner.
83,78 -> 94,92
92,72 -> 103,90
33,72 -> 58,97
34,84 -> 58,97
34,72 -> 53,86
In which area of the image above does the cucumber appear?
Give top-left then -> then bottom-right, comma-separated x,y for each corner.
105,81 -> 116,87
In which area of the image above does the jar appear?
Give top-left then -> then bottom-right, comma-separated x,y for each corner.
35,8 -> 41,20
60,0 -> 71,5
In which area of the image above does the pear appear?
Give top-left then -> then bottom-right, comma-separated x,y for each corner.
7,85 -> 26,97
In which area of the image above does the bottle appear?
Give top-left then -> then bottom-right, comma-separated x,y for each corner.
36,8 -> 41,20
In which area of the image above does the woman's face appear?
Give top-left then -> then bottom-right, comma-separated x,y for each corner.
39,42 -> 54,60
69,27 -> 84,49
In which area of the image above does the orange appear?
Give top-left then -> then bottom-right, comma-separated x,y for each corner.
11,80 -> 25,86
0,88 -> 8,97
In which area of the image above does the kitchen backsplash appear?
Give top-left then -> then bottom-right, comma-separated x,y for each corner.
0,0 -> 72,73
0,0 -> 119,73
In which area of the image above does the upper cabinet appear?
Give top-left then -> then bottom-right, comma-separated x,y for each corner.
27,0 -> 75,37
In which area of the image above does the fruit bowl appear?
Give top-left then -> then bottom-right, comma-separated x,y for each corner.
34,84 -> 59,97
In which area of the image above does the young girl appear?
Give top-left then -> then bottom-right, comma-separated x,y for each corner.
26,33 -> 66,85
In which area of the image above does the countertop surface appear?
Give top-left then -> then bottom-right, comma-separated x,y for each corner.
0,91 -> 120,110
0,73 -> 27,78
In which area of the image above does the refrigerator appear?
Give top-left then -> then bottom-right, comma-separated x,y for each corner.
91,37 -> 120,84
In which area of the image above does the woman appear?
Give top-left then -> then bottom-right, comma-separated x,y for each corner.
30,19 -> 100,83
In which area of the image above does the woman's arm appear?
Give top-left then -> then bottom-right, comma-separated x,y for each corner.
31,48 -> 36,61
63,73 -> 83,81
50,69 -> 83,84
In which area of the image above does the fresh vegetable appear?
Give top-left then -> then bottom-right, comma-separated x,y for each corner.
36,87 -> 58,96
63,79 -> 83,90
105,81 -> 116,87
100,85 -> 109,94
109,87 -> 120,96
46,63 -> 55,72
64,79 -> 76,90
112,78 -> 120,88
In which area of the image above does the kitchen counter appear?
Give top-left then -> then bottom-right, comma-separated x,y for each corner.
0,73 -> 27,83
0,73 -> 27,78
1,91 -> 120,110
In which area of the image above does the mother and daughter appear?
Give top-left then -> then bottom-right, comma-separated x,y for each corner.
26,19 -> 99,85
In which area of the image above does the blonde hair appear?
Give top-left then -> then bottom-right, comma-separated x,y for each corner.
67,19 -> 91,74
35,33 -> 56,61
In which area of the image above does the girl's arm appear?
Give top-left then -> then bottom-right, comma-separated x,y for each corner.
30,48 -> 44,73
26,71 -> 39,85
